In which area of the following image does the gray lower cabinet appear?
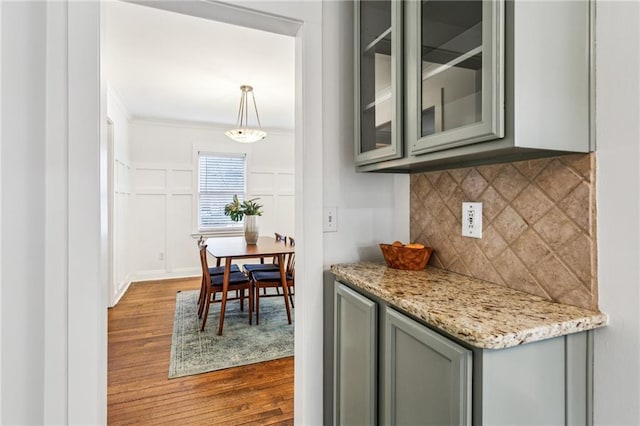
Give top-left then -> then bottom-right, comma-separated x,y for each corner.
333,280 -> 594,425
334,281 -> 471,425
384,307 -> 472,425
477,332 -> 592,426
334,282 -> 378,425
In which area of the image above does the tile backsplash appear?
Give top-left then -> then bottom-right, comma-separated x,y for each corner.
410,153 -> 597,310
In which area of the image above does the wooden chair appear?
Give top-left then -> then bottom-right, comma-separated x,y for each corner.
251,237 -> 295,324
243,232 -> 287,276
286,237 -> 295,305
196,236 -> 240,318
199,244 -> 253,332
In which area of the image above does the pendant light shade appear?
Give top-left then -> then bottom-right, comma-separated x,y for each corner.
225,85 -> 267,143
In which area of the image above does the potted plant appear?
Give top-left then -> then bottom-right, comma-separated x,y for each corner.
224,194 -> 263,244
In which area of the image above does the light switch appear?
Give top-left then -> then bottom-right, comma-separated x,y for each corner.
323,207 -> 338,233
462,202 -> 482,238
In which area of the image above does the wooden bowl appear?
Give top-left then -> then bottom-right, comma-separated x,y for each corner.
379,243 -> 434,271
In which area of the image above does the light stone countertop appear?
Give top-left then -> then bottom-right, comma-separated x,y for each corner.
331,262 -> 608,349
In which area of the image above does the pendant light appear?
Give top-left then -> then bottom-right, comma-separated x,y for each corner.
225,85 -> 267,143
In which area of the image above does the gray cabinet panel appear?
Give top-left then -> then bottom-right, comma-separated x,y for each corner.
566,332 -> 591,426
406,0 -> 504,155
480,336 -> 565,425
384,307 -> 472,425
334,282 -> 377,425
511,0 -> 590,152
354,0 -> 404,166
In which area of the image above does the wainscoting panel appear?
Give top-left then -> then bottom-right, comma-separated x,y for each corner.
132,193 -> 168,272
249,171 -> 275,194
135,167 -> 167,192
249,170 -> 296,239
129,166 -> 295,282
112,157 -> 132,306
170,168 -> 192,193
276,195 -> 296,238
275,172 -> 295,194
168,194 -> 197,272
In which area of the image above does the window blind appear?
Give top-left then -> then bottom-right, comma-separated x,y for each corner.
198,153 -> 246,230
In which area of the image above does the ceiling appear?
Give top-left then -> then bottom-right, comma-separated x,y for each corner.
104,1 -> 295,129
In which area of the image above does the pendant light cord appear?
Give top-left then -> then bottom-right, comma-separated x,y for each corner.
250,90 -> 263,129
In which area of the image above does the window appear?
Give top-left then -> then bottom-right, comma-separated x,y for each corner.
198,152 -> 246,231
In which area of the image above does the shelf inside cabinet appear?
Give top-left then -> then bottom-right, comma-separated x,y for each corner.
421,20 -> 482,71
422,45 -> 482,81
364,27 -> 392,55
363,87 -> 392,112
375,121 -> 392,147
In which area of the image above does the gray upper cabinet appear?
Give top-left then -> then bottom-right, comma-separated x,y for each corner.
354,0 -> 404,166
406,0 -> 504,156
355,0 -> 592,173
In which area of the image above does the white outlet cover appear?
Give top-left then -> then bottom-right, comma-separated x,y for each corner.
323,207 -> 338,233
462,202 -> 483,238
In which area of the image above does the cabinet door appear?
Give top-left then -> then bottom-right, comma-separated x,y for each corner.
354,0 -> 403,166
406,0 -> 504,155
384,308 -> 472,426
334,282 -> 377,425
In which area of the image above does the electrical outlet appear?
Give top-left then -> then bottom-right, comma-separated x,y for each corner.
159,252 -> 165,261
323,207 -> 338,233
462,202 -> 483,238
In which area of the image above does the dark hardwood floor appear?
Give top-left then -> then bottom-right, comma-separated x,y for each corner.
108,277 -> 294,425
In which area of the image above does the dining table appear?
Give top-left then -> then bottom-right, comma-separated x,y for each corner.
206,236 -> 295,335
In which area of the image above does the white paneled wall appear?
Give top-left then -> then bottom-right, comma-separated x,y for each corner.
132,166 -> 168,274
128,119 -> 295,281
112,157 -> 131,303
107,88 -> 133,306
131,164 -> 193,278
248,170 -> 295,238
130,164 -> 294,279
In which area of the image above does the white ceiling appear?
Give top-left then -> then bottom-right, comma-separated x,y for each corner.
104,1 -> 295,129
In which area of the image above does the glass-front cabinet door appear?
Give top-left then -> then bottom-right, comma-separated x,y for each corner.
406,0 -> 504,155
355,0 -> 403,166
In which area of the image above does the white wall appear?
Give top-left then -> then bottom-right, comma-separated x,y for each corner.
107,88 -> 133,305
0,2 -> 3,418
0,2 -> 46,423
2,2 -> 106,424
128,119 -> 295,281
593,1 -> 640,424
322,0 -> 409,270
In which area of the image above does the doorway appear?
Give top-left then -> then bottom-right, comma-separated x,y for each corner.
58,1 -> 325,423
106,118 -> 116,306
104,1 -> 300,424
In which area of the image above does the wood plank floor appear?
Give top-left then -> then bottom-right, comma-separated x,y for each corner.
108,277 -> 294,425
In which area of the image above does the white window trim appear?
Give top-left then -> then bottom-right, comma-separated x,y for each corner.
193,149 -> 249,237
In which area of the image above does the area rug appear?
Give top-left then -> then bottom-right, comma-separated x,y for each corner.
168,290 -> 294,379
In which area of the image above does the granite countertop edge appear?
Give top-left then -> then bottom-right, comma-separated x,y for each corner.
331,262 -> 608,350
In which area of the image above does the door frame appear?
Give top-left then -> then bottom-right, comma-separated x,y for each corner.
46,1 -> 324,424
106,117 -> 115,307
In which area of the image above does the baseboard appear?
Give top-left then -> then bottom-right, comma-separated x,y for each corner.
131,268 -> 201,283
109,269 -> 202,307
110,275 -> 133,308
